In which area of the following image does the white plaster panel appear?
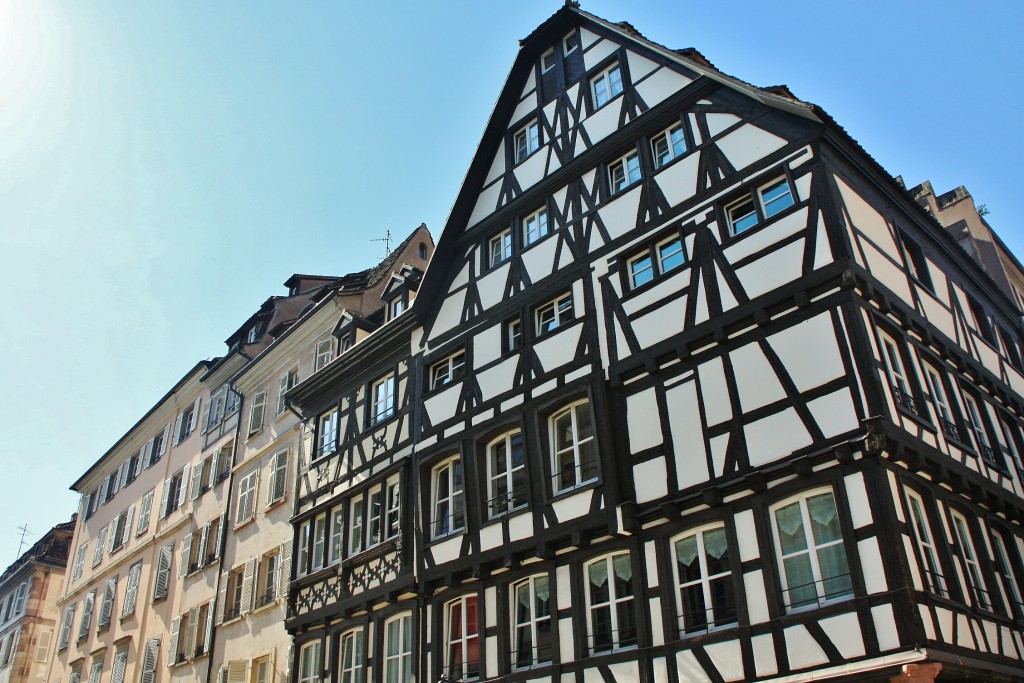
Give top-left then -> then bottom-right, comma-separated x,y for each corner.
474,325 -> 502,369
479,524 -> 502,552
1000,627 -> 1019,659
715,124 -> 787,173
543,100 -> 557,131
580,28 -> 600,49
984,621 -> 999,655
484,586 -> 497,629
423,383 -> 462,426
919,604 -> 935,640
706,113 -> 741,138
734,510 -> 759,562
689,112 -> 702,145
626,52 -> 658,82
532,378 -> 558,397
723,207 -> 808,263
813,211 -> 833,270
795,170 -> 812,202
558,619 -> 574,662
836,175 -> 898,255
508,511 -> 533,542
858,537 -> 887,594
581,98 -> 620,145
429,535 -> 464,565
644,540 -> 659,589
485,636 -> 498,678
784,624 -> 830,669
652,657 -> 668,683
597,185 -> 643,242
477,262 -> 510,312
551,489 -> 593,524
514,147 -> 548,193
743,571 -> 769,624
583,38 -> 619,70
766,312 -> 844,392
520,234 -> 559,284
633,458 -> 667,503
735,239 -> 805,300
511,93 -> 536,124
484,143 -> 505,187
861,242 -> 913,302
843,472 -> 872,529
477,357 -> 517,403
634,66 -> 692,109
730,342 -> 787,412
698,356 -> 731,426
705,640 -> 744,682
621,392 -> 661,453
870,604 -> 900,651
745,408 -> 813,467
522,68 -> 536,97
694,268 -> 709,325
819,612 -> 866,659
957,614 -> 974,649
469,181 -> 503,228
674,651 -> 712,683
665,380 -> 710,491
556,566 -> 572,610
655,153 -> 700,208
502,394 -> 524,412
752,634 -> 778,677
631,296 -> 688,350
533,324 -> 582,373
431,289 -> 465,341
717,263 -> 739,311
622,268 -> 688,317
606,662 -> 639,683
935,607 -> 953,643
709,433 -> 729,478
450,261 -> 471,291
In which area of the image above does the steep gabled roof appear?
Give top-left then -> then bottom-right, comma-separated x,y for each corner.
0,518 -> 75,586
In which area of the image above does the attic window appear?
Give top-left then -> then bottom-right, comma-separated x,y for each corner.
541,48 -> 556,73
246,327 -> 258,344
419,242 -> 427,259
564,32 -> 579,54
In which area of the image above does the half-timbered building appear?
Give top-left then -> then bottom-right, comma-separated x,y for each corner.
286,5 -> 1024,683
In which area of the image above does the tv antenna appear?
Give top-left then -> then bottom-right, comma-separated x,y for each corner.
371,230 -> 393,259
15,525 -> 32,558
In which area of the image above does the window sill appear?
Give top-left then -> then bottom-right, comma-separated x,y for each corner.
551,477 -> 600,501
783,592 -> 854,616
650,150 -> 690,176
342,539 -> 398,569
619,264 -> 691,302
233,517 -> 256,533
251,596 -> 281,614
427,528 -> 466,547
264,498 -> 288,514
894,404 -> 935,433
727,202 -> 801,242
482,506 -> 529,528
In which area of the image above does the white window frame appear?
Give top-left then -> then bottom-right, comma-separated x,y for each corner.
523,207 -> 549,246
506,317 -> 523,351
234,468 -> 259,527
514,120 -> 541,164
312,513 -> 327,573
314,339 -> 334,372
430,350 -> 466,390
770,488 -> 853,612
535,293 -> 573,336
651,123 -> 686,169
248,391 -> 268,436
905,491 -> 947,597
879,330 -> 915,414
550,399 -> 597,494
512,574 -> 552,669
951,510 -> 991,610
278,369 -> 298,416
338,628 -> 364,683
627,235 -> 685,289
727,176 -> 795,236
671,524 -> 737,635
925,365 -> 958,439
962,392 -> 991,454
541,48 -> 555,73
349,495 -> 364,556
591,62 -> 622,108
563,31 -> 579,55
298,640 -> 322,683
991,529 -> 1023,618
607,150 -> 640,195
316,409 -> 339,460
383,613 -> 412,683
444,595 -> 480,680
486,431 -> 527,518
489,228 -> 513,267
370,373 -> 396,425
584,553 -> 636,654
432,456 -> 465,540
329,506 -> 345,565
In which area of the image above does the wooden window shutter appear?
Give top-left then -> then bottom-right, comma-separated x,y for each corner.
198,524 -> 210,566
140,638 -> 159,683
167,616 -> 180,668
190,465 -> 204,501
159,424 -> 170,455
33,628 -> 51,663
179,534 -> 193,578
240,558 -> 256,614
122,563 -> 141,617
137,491 -> 153,535
98,477 -> 110,505
227,661 -> 247,683
173,413 -> 185,445
142,439 -> 155,469
153,543 -> 172,601
214,516 -> 225,559
184,608 -> 199,660
58,605 -> 74,649
107,520 -> 119,553
98,576 -> 116,628
121,505 -> 134,546
110,649 -> 128,683
201,400 -> 212,434
160,479 -> 172,518
110,464 -> 122,496
270,451 -> 288,503
249,392 -> 267,435
215,572 -> 228,625
217,667 -> 228,683
92,526 -> 107,566
77,591 -> 94,641
177,464 -> 191,510
203,601 -> 215,652
278,540 -> 292,600
209,449 -> 221,488
120,458 -> 131,488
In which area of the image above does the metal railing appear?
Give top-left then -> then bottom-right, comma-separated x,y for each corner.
939,417 -> 961,442
551,463 -> 599,494
510,642 -> 553,670
587,626 -> 638,654
782,573 -> 853,611
892,385 -> 918,415
921,569 -> 950,599
256,587 -> 277,608
486,491 -> 527,518
438,661 -> 480,682
676,601 -> 738,636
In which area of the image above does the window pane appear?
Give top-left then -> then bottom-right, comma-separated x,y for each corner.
774,502 -> 807,555
730,197 -> 758,234
761,179 -> 795,217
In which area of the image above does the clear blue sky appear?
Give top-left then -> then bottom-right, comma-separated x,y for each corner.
1,0 -> 1022,564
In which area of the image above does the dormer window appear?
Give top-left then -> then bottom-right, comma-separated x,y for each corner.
541,48 -> 556,73
564,32 -> 579,55
246,327 -> 258,344
390,297 -> 406,320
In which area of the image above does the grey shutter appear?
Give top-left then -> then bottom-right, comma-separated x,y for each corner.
137,491 -> 153,535
98,477 -> 110,505
285,642 -> 294,682
215,572 -> 228,625
278,540 -> 292,599
120,458 -> 131,488
197,524 -> 210,567
78,494 -> 88,520
98,576 -> 116,628
218,668 -> 228,683
142,439 -> 155,469
110,649 -> 128,683
18,577 -> 33,615
173,413 -> 185,445
135,448 -> 144,477
140,638 -> 159,683
159,424 -> 170,455
240,559 -> 256,614
107,520 -> 119,553
58,605 -> 74,649
122,564 -> 141,617
190,465 -> 204,501
121,505 -> 134,546
184,608 -> 199,660
188,397 -> 201,435
167,617 -> 180,668
153,544 -> 172,601
203,601 -> 215,652
249,392 -> 267,435
177,464 -> 191,510
270,451 -> 288,503
77,592 -> 94,641
214,516 -> 225,559
179,534 -> 193,578
110,464 -> 122,495
160,479 -> 172,518
201,401 -> 212,434
210,449 -> 221,488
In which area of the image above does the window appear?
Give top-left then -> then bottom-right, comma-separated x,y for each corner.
314,339 -> 334,372
951,511 -> 991,610
338,327 -> 355,355
338,628 -> 364,683
673,525 -> 737,635
512,575 -> 552,669
563,31 -> 579,54
123,450 -> 141,488
349,495 -> 364,556
444,596 -> 480,680
121,562 -> 142,618
174,398 -> 201,444
535,293 -> 573,336
523,207 -> 549,246
627,235 -> 685,289
905,492 -> 947,597
370,374 -> 396,425
33,629 -> 51,664
148,425 -> 169,468
57,604 -> 75,651
486,431 -> 527,518
771,489 -> 852,610
432,457 -> 465,539
348,476 -> 400,554
316,409 -> 339,460
506,318 -> 523,352
998,326 -> 1023,372
925,365 -> 960,441
962,393 -> 996,465
193,602 -> 212,657
489,228 -> 512,267
162,467 -> 187,517
139,637 -> 159,683
878,331 -> 916,414
383,614 -> 412,683
248,390 -> 268,436
727,177 -> 795,236
898,230 -> 933,291
1000,419 -> 1024,476
256,550 -> 280,608
110,645 -> 128,683
388,297 -> 406,321
109,506 -> 133,554
252,656 -> 271,683
97,575 -> 117,631
268,449 -> 288,505
278,369 -> 298,415
967,294 -> 997,346
136,489 -> 154,537
235,467 -> 259,526
152,543 -> 173,601
541,49 -> 555,73
515,120 -> 541,163
205,388 -> 226,432
312,513 -> 327,572
298,641 -> 321,683
652,123 -> 686,169
329,506 -> 345,565
991,530 -> 1023,618
608,150 -> 640,194
591,62 -> 622,108
430,350 -> 466,390
214,441 -> 234,485
550,400 -> 597,493
88,656 -> 102,683
172,611 -> 189,663
73,543 -> 87,581
585,553 -> 636,653
10,581 -> 27,618
190,456 -> 213,500
77,590 -> 95,642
